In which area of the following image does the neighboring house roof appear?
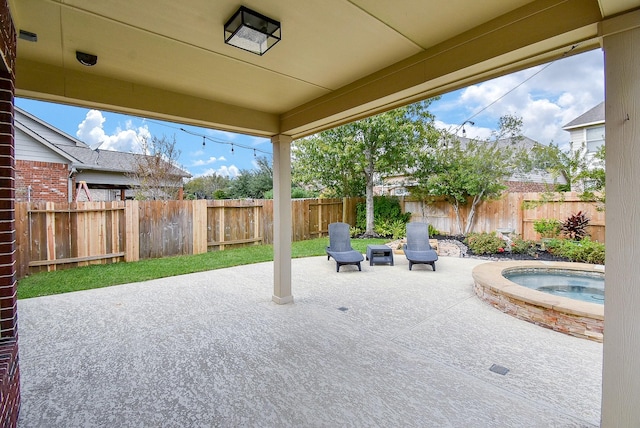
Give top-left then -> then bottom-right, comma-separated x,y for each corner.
562,102 -> 605,130
14,106 -> 191,178
454,135 -> 538,151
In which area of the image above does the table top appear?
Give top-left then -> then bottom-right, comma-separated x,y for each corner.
367,245 -> 391,251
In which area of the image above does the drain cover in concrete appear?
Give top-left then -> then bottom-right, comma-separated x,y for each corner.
489,364 -> 510,375
337,307 -> 349,312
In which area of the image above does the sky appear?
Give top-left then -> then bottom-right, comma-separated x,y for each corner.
15,49 -> 604,179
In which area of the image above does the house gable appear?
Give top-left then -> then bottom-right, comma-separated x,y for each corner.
15,106 -> 190,202
563,102 -> 605,155
15,127 -> 72,164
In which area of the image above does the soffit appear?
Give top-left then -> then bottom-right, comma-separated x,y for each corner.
8,0 -> 640,138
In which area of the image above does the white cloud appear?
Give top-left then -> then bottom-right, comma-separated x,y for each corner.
433,49 -> 604,147
216,165 -> 240,178
195,165 -> 241,178
192,156 -> 220,167
76,110 -> 150,152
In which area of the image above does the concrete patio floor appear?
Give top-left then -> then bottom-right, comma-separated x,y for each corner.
17,255 -> 602,427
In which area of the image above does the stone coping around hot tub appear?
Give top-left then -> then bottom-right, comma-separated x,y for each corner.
472,261 -> 604,320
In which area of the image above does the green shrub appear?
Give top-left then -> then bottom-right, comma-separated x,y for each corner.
510,236 -> 537,255
213,189 -> 228,199
374,219 -> 406,239
548,237 -> 605,264
428,224 -> 440,237
356,196 -> 411,231
291,187 -> 318,198
263,187 -> 316,199
533,218 -> 561,239
464,232 -> 505,255
543,238 -> 563,253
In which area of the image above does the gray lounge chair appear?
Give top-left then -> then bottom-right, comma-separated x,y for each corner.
404,222 -> 438,271
326,222 -> 364,272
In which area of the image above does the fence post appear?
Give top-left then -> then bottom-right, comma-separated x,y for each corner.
45,202 -> 56,271
219,203 -> 226,250
342,197 -> 347,224
192,200 -> 208,254
125,200 -> 140,262
254,204 -> 262,244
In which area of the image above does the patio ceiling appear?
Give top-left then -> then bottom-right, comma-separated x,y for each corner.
9,0 -> 639,139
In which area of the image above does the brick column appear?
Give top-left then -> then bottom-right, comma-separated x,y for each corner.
0,0 -> 20,425
0,74 -> 15,338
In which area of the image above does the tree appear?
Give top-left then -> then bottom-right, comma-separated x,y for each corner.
292,100 -> 440,236
184,174 -> 232,199
577,145 -> 605,209
128,134 -> 187,200
227,156 -> 273,199
528,142 -> 606,210
410,115 -> 528,235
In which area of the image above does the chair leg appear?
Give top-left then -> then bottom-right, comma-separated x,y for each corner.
431,262 -> 436,271
336,263 -> 340,272
409,261 -> 413,271
357,262 -> 361,271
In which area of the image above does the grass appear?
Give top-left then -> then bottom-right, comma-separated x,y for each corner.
17,237 -> 388,299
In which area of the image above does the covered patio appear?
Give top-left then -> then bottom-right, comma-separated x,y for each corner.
17,256 -> 602,426
2,0 -> 640,425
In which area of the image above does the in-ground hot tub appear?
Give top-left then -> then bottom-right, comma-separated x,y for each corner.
472,261 -> 604,342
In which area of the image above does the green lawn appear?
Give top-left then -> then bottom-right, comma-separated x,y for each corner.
17,237 -> 388,299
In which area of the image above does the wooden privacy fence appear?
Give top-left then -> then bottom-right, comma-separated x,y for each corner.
15,197 -> 362,278
402,192 -> 605,242
16,201 -> 128,279
15,193 -> 604,279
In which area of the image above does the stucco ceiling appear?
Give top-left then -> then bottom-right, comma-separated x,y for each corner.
8,0 -> 640,138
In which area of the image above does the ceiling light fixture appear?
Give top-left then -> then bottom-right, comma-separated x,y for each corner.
76,51 -> 98,66
224,6 -> 281,55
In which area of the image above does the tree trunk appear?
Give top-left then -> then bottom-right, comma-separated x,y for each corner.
464,191 -> 484,235
452,203 -> 463,235
365,180 -> 375,235
364,146 -> 375,236
464,202 -> 477,235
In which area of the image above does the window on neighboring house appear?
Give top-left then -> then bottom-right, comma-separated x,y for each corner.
585,126 -> 605,153
392,187 -> 409,196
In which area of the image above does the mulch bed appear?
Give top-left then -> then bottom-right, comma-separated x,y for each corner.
432,234 -> 571,262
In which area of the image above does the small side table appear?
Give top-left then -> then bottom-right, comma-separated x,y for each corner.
366,245 -> 394,266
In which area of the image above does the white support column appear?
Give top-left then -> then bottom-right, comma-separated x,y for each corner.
271,134 -> 293,304
600,11 -> 640,426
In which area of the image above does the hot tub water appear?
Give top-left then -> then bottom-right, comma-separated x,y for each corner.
504,270 -> 604,304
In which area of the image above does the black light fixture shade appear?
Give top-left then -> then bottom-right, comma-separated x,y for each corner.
224,6 -> 281,55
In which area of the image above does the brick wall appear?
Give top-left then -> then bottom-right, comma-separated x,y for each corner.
0,339 -> 19,426
16,160 -> 69,203
505,181 -> 549,192
0,0 -> 19,424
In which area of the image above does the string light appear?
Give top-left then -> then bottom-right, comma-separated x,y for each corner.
461,120 -> 474,136
178,127 -> 271,156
